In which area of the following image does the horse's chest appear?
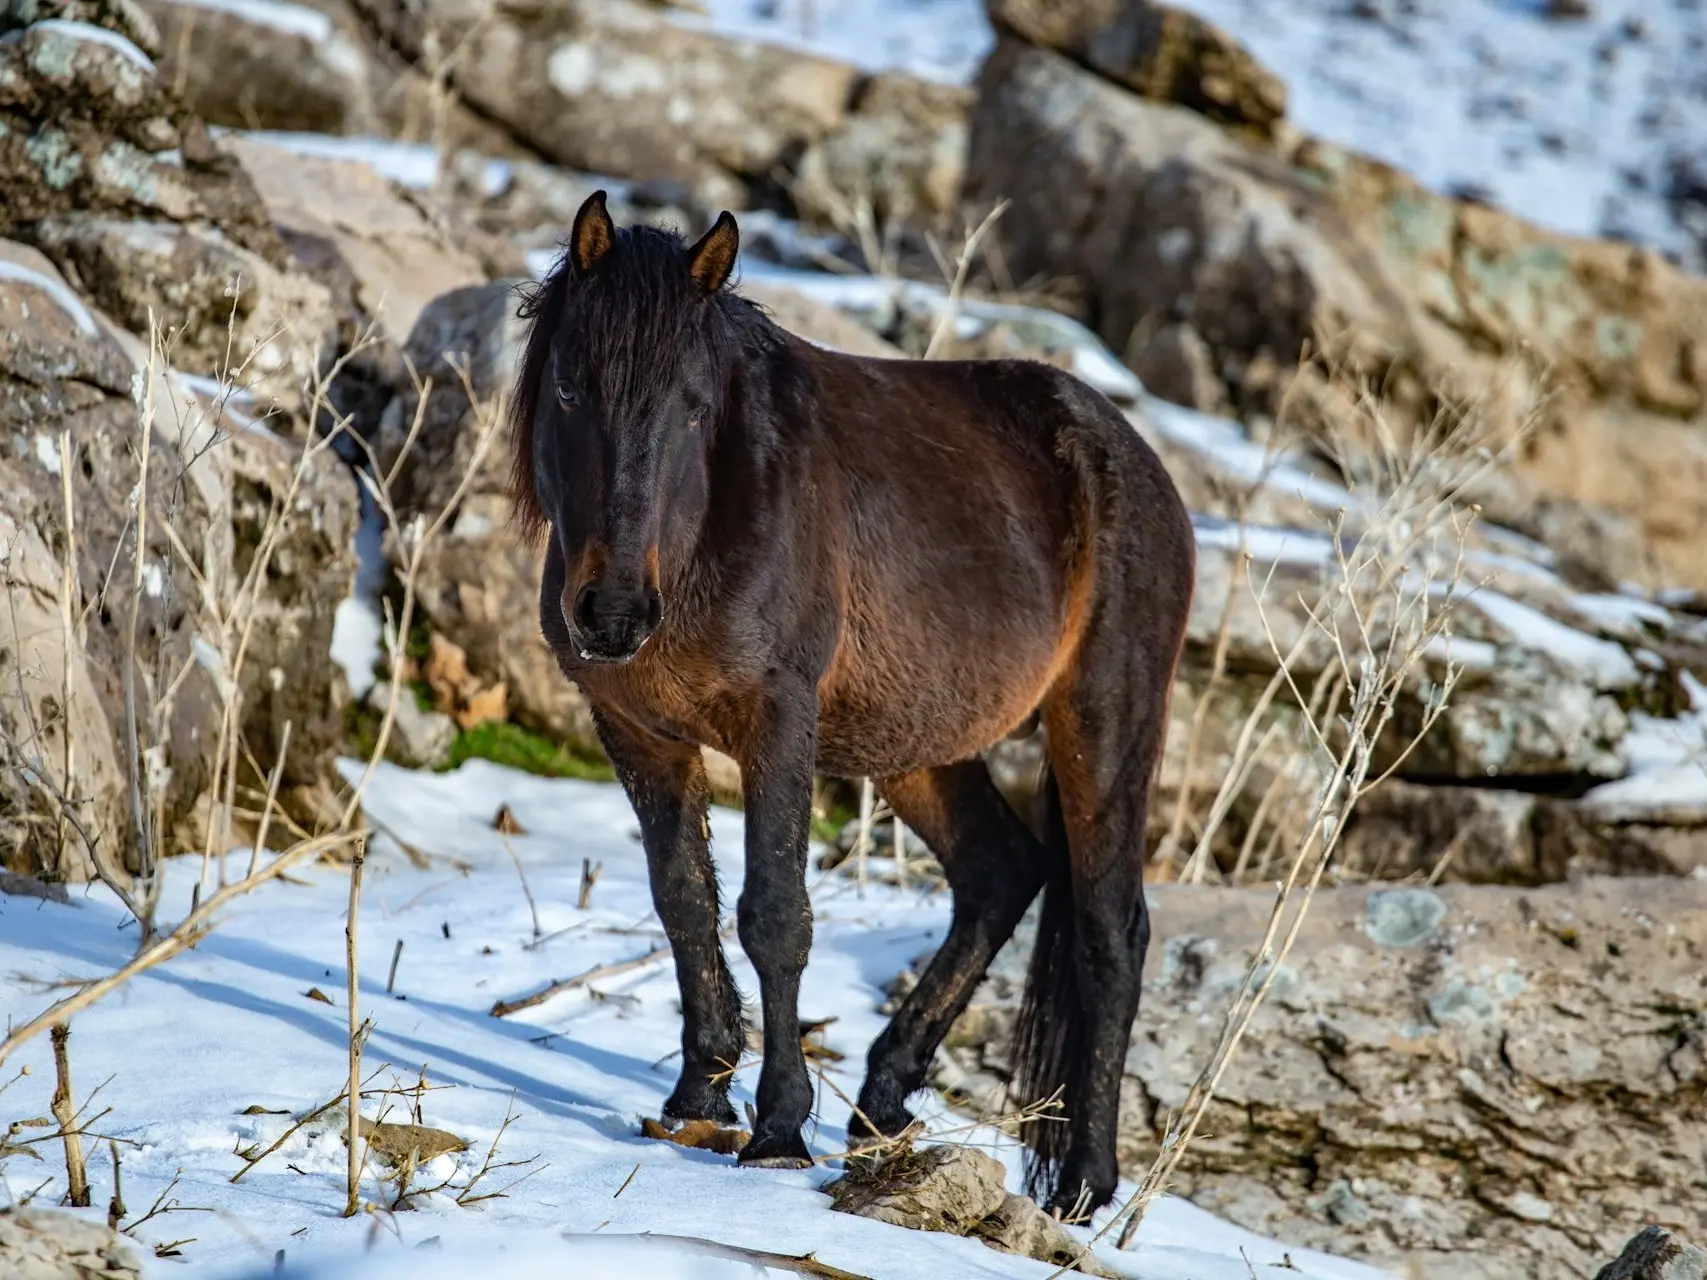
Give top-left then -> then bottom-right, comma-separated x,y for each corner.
581,659 -> 741,757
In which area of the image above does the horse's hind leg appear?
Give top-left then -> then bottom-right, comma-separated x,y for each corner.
852,760 -> 1048,1142
1020,598 -> 1183,1218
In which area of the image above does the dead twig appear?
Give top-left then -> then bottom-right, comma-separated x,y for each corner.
489,944 -> 673,1018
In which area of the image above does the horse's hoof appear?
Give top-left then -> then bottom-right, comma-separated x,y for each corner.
736,1129 -> 812,1169
736,1152 -> 814,1170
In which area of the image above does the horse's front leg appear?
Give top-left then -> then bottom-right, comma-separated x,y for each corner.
733,686 -> 818,1169
592,706 -> 745,1127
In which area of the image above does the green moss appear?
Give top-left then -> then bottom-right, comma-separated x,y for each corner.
441,720 -> 615,783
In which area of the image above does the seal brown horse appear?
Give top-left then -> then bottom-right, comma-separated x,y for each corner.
508,191 -> 1195,1215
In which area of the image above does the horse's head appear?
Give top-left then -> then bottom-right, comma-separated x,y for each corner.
510,191 -> 741,664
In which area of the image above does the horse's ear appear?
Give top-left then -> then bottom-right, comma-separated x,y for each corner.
570,189 -> 615,276
686,210 -> 739,294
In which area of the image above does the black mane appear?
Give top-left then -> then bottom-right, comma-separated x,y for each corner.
507,222 -> 777,545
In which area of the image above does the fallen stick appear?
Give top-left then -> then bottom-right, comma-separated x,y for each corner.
489,944 -> 672,1018
558,1231 -> 872,1280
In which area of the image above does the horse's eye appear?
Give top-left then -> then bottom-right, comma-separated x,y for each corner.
555,382 -> 578,409
686,406 -> 706,430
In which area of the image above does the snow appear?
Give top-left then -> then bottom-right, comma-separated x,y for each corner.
0,757 -> 1394,1280
0,259 -> 100,336
1582,672 -> 1707,812
673,0 -> 1707,268
1162,0 -> 1707,270
146,0 -> 334,43
1,17 -> 158,72
1467,589 -> 1641,689
214,130 -> 515,197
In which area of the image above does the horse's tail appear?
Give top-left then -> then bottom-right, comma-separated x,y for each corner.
1009,754 -> 1081,1204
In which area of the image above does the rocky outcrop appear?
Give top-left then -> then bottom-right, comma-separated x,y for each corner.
0,0 -> 341,413
932,877 -> 1707,1280
221,135 -> 492,342
964,24 -> 1707,595
0,241 -> 357,880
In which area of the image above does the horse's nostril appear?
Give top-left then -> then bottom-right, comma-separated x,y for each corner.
572,582 -> 599,633
644,587 -> 663,633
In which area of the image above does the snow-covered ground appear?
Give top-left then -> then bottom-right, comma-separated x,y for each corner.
677,0 -> 1707,270
0,760 -> 1395,1280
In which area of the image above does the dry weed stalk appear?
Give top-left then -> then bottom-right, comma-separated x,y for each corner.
344,834 -> 367,1218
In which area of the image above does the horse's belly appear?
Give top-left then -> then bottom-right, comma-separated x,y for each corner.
813,619 -> 1060,779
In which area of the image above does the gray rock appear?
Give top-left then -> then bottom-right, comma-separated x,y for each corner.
939,876 -> 1707,1280
0,1205 -> 145,1280
370,681 -> 455,770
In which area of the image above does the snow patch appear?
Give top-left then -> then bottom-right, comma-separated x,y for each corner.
2,17 -> 157,73
217,129 -> 514,196
0,754 -> 1394,1280
1468,590 -> 1641,689
0,258 -> 99,335
147,0 -> 333,43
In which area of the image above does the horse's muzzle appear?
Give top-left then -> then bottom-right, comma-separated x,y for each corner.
564,578 -> 663,664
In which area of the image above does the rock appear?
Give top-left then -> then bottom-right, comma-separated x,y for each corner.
965,32 -> 1707,594
0,240 -> 357,880
791,73 -> 973,230
827,1146 -> 1117,1276
1596,1227 -> 1707,1280
971,1192 -> 1118,1278
826,1145 -> 1008,1235
0,1205 -> 145,1279
987,0 -> 1286,135
357,0 -> 856,210
220,135 -> 491,343
369,681 -> 454,769
1127,322 -> 1230,414
942,876 -> 1707,1280
134,0 -> 514,152
355,1115 -> 468,1164
32,214 -> 338,409
0,1 -> 284,260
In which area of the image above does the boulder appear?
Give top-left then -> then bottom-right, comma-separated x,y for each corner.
987,0 -> 1286,136
964,34 -> 1707,594
0,2 -> 283,257
0,1206 -> 144,1280
220,135 -> 491,343
790,72 -> 973,230
351,0 -> 856,211
134,0 -> 515,152
938,877 -> 1707,1280
0,241 -> 357,880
